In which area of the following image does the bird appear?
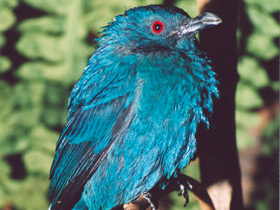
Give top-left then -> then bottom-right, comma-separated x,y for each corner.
48,4 -> 221,210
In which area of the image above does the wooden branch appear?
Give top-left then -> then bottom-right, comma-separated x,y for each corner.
206,180 -> 233,210
176,174 -> 216,210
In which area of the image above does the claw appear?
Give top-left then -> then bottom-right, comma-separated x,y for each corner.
183,192 -> 189,207
178,184 -> 185,196
156,174 -> 215,210
177,180 -> 193,207
143,192 -> 158,210
124,192 -> 158,210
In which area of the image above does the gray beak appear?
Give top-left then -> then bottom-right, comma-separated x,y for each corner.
180,12 -> 222,35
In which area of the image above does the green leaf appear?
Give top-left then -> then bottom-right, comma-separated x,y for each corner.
0,56 -> 11,73
29,125 -> 59,153
236,110 -> 261,149
11,176 -> 50,210
24,150 -> 53,175
16,33 -> 64,62
0,0 -> 19,8
246,32 -> 278,60
244,0 -> 280,13
262,115 -> 279,155
0,82 -> 47,155
12,82 -> 46,107
247,7 -> 280,37
0,135 -> 30,156
236,109 -> 261,130
236,126 -> 255,150
0,160 -> 12,207
271,81 -> 279,92
0,8 -> 16,32
175,0 -> 198,17
236,82 -> 263,109
18,16 -> 65,34
16,61 -> 83,85
42,106 -> 67,127
238,56 -> 269,88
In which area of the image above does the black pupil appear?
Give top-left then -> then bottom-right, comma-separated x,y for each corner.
154,24 -> 162,31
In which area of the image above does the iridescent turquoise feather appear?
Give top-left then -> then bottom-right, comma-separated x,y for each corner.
49,5 -> 221,210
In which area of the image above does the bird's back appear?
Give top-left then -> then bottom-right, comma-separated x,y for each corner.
70,49 -> 215,210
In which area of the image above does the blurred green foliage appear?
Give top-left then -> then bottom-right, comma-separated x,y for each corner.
0,0 -> 278,210
236,0 -> 279,149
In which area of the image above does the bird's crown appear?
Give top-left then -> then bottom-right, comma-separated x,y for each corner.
98,5 -> 221,52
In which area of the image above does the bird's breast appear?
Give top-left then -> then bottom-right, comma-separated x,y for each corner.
135,76 -> 191,129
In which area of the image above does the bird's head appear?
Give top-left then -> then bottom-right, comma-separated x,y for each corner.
98,5 -> 222,53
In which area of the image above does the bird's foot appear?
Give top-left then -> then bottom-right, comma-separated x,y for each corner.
142,192 -> 158,210
177,180 -> 193,207
123,192 -> 158,210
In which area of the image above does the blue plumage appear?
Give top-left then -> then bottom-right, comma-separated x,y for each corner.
49,5 -> 221,210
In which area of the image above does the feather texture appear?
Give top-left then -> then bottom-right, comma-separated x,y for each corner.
49,5 -> 220,210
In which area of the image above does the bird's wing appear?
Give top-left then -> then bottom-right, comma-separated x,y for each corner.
49,59 -> 139,210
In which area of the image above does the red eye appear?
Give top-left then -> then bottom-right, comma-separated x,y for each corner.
152,21 -> 164,34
